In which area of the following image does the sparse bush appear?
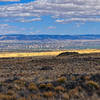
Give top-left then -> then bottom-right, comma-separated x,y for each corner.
18,97 -> 26,100
46,83 -> 54,89
84,75 -> 90,80
62,93 -> 69,100
71,76 -> 76,81
55,86 -> 65,92
7,90 -> 15,96
39,83 -> 46,89
14,84 -> 21,90
57,76 -> 66,83
0,93 -> 17,100
68,87 -> 79,98
28,82 -> 38,91
43,91 -> 55,98
86,80 -> 100,89
27,94 -> 41,100
14,80 -> 26,89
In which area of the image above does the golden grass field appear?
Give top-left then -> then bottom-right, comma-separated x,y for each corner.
0,49 -> 100,58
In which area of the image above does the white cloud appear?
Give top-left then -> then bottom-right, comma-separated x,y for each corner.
56,19 -> 64,23
48,26 -> 56,29
0,0 -> 100,23
0,24 -> 18,34
0,24 -> 29,34
19,18 -> 41,23
75,22 -> 85,27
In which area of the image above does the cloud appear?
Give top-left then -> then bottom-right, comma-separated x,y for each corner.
0,24 -> 17,34
19,18 -> 42,23
0,0 -> 100,23
56,19 -> 65,23
0,24 -> 29,34
76,22 -> 85,28
0,23 -> 41,34
48,26 -> 56,29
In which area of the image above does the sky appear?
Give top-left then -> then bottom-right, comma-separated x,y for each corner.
0,0 -> 100,35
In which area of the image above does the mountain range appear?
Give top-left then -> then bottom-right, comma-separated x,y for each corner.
0,34 -> 100,40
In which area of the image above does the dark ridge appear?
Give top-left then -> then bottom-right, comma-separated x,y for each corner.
57,52 -> 79,57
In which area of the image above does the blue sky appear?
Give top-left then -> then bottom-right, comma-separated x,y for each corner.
0,0 -> 33,5
0,0 -> 100,35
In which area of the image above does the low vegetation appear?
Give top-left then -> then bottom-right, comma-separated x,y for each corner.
0,73 -> 99,100
0,51 -> 99,100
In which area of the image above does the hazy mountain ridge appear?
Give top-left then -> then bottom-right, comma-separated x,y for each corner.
0,34 -> 100,51
0,34 -> 100,40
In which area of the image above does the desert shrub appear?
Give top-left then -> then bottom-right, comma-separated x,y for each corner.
46,83 -> 54,89
39,83 -> 54,91
68,87 -> 79,98
14,84 -> 21,90
71,76 -> 76,81
14,80 -> 26,91
17,97 -> 26,100
0,93 -> 17,100
28,82 -> 38,91
62,93 -> 69,100
57,76 -> 66,83
55,86 -> 65,92
7,90 -> 15,96
43,91 -> 55,98
39,83 -> 46,89
27,94 -> 34,100
84,75 -> 90,81
14,80 -> 25,87
86,81 -> 100,89
27,94 -> 41,100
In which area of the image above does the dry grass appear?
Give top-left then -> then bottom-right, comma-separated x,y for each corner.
0,49 -> 100,58
0,93 -> 16,100
39,83 -> 47,89
57,76 -> 67,83
46,83 -> 54,89
43,91 -> 55,98
86,81 -> 100,89
28,82 -> 38,91
62,93 -> 69,100
55,86 -> 65,92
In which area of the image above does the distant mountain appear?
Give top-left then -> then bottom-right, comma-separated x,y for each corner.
0,34 -> 100,40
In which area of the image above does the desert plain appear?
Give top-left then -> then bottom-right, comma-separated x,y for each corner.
0,50 -> 100,100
